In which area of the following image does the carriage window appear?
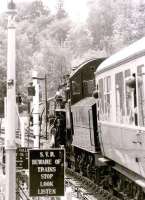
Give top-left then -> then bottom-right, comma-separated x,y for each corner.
137,65 -> 145,126
115,72 -> 125,123
98,79 -> 104,120
125,69 -> 133,124
104,76 -> 111,120
98,77 -> 111,121
125,69 -> 131,77
125,70 -> 139,125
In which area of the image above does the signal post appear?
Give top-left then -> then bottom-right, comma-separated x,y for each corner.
5,1 -> 17,200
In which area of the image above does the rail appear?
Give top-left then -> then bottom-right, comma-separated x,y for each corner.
65,168 -> 120,200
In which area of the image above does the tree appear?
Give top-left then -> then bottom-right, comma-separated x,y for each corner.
87,0 -> 115,54
15,1 -> 53,97
110,1 -> 145,53
48,18 -> 71,47
131,1 -> 145,40
56,0 -> 67,19
67,24 -> 93,57
16,0 -> 49,21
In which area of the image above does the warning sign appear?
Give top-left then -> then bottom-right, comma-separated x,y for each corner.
29,149 -> 64,197
16,147 -> 30,170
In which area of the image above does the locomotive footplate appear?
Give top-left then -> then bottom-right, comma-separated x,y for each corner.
113,164 -> 145,191
94,153 -> 114,167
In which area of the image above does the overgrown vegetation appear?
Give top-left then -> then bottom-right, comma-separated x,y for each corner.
0,0 -> 145,100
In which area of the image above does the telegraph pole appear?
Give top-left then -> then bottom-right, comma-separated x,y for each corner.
45,74 -> 48,139
5,1 -> 17,200
32,71 -> 40,148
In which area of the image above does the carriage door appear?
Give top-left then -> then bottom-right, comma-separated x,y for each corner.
136,64 -> 145,176
125,70 -> 138,126
137,65 -> 145,127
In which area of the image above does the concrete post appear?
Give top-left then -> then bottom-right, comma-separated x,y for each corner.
5,2 -> 17,200
20,119 -> 25,147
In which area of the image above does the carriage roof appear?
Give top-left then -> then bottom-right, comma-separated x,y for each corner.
96,37 -> 145,74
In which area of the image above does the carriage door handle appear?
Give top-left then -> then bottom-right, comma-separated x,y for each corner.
132,131 -> 142,145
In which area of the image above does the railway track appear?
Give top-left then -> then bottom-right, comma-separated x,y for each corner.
65,168 -> 120,200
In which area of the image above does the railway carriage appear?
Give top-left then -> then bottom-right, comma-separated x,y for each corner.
95,37 -> 145,198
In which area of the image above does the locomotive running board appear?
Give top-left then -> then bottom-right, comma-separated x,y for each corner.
95,155 -> 114,166
135,179 -> 145,188
113,164 -> 145,189
98,157 -> 110,163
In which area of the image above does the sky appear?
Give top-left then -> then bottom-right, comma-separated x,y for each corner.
0,0 -> 89,23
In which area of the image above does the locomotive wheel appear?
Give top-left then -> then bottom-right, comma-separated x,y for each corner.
78,152 -> 85,176
66,146 -> 145,200
86,154 -> 96,181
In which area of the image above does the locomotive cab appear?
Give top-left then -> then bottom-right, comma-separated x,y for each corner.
69,58 -> 105,154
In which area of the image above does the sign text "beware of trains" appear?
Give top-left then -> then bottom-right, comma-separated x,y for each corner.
29,149 -> 64,197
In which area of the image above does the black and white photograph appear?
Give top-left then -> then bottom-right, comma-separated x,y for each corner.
1,0 -> 145,199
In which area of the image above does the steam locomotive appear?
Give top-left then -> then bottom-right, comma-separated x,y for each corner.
48,37 -> 145,200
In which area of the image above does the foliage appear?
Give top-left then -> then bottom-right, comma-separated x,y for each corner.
87,0 -> 145,55
87,0 -> 115,54
15,0 -> 71,98
1,0 -> 145,102
67,24 -> 93,57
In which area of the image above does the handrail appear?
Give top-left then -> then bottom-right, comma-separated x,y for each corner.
88,110 -> 95,146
